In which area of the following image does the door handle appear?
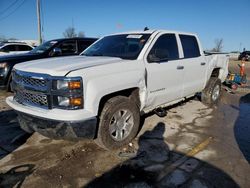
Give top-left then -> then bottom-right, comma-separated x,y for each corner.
177,65 -> 184,70
201,62 -> 206,66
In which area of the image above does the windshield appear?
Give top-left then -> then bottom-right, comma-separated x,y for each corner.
30,40 -> 58,54
82,34 -> 150,60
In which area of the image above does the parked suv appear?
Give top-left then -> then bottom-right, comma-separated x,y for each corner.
238,51 -> 250,61
0,37 -> 97,90
0,42 -> 33,56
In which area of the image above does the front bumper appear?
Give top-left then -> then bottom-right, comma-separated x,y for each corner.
17,111 -> 97,139
6,96 -> 98,139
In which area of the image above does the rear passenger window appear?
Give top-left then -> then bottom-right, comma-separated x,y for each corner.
180,35 -> 200,58
148,34 -> 179,62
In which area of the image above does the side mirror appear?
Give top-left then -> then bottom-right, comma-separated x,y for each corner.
51,47 -> 62,56
148,48 -> 169,63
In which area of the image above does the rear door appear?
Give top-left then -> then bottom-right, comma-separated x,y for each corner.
179,35 -> 207,97
145,33 -> 184,108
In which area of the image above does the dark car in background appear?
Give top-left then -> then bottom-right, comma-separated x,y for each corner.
238,51 -> 250,61
0,37 -> 97,91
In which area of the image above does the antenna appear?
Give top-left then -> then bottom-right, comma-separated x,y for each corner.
144,27 -> 149,31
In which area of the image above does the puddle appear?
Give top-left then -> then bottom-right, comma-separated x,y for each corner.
234,94 -> 250,163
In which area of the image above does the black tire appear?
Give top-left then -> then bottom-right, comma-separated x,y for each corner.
95,96 -> 140,150
201,77 -> 222,106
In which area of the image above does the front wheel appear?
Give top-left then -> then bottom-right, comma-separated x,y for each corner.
95,96 -> 140,150
201,77 -> 222,106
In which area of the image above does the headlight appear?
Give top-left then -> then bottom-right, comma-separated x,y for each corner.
57,96 -> 83,109
57,96 -> 70,106
53,77 -> 83,109
0,62 -> 7,68
56,80 -> 69,90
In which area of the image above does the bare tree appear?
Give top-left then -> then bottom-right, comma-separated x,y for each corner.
212,38 -> 224,52
78,31 -> 85,37
63,27 -> 77,38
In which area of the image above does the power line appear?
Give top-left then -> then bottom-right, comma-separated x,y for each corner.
0,0 -> 26,22
0,0 -> 20,15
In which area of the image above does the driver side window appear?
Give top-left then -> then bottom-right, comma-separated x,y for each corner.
148,34 -> 179,62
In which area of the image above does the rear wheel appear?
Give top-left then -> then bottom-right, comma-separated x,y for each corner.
201,77 -> 222,106
95,96 -> 140,150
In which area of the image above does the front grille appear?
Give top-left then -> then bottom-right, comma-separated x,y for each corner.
12,71 -> 48,89
11,70 -> 83,110
12,70 -> 50,108
14,90 -> 48,107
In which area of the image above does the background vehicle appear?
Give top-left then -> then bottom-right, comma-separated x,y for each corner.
0,42 -> 33,56
7,30 -> 228,150
238,51 -> 250,61
0,37 -> 97,91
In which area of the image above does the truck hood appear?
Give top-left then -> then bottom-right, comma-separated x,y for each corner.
14,55 -> 124,76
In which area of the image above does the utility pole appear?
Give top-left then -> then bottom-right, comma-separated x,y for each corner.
37,0 -> 42,45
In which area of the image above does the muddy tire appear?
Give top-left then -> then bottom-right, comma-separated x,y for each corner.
201,77 -> 221,106
95,96 -> 140,150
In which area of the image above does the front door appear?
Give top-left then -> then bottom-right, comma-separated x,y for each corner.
145,33 -> 184,108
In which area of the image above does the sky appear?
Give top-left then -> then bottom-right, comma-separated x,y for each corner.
0,0 -> 249,52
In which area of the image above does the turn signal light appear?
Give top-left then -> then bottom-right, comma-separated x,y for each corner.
69,97 -> 83,106
68,81 -> 81,90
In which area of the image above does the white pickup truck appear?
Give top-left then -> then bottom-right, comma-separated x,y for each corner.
6,30 -> 228,149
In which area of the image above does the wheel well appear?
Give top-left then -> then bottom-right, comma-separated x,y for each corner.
211,68 -> 220,78
98,88 -> 140,116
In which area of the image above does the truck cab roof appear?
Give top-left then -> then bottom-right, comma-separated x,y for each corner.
114,29 -> 197,36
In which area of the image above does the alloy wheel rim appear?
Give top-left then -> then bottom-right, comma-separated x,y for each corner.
109,109 -> 134,141
212,85 -> 220,101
